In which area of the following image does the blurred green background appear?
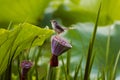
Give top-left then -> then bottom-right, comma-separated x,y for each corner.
0,0 -> 120,27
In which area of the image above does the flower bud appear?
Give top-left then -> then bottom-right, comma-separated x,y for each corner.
20,60 -> 33,80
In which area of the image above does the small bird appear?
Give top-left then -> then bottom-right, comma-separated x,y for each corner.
50,20 -> 65,34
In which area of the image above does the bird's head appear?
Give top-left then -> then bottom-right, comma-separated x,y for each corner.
50,20 -> 57,25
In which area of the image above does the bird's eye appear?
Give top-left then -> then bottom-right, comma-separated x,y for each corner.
54,21 -> 57,24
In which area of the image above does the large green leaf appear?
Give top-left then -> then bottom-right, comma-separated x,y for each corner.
0,0 -> 51,27
0,23 -> 54,75
53,0 -> 120,26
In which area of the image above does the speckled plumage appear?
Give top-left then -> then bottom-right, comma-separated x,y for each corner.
50,20 -> 64,34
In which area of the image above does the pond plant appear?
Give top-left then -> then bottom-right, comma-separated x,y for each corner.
0,0 -> 120,80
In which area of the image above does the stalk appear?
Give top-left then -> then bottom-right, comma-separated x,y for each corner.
84,2 -> 101,80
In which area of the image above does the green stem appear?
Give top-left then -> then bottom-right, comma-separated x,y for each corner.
35,63 -> 38,80
66,51 -> 71,80
84,2 -> 101,80
61,56 -> 68,80
105,26 -> 111,80
47,64 -> 58,80
111,50 -> 120,80
47,66 -> 54,80
74,57 -> 83,80
17,55 -> 21,79
35,46 -> 42,80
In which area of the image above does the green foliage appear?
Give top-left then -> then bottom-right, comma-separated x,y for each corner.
0,0 -> 120,80
0,0 -> 51,27
84,3 -> 101,80
53,0 -> 120,26
62,23 -> 120,79
110,50 -> 120,80
1,0 -> 120,27
0,23 -> 53,75
63,22 -> 120,65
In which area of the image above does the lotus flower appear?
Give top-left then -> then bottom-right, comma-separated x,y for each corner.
20,60 -> 33,80
50,35 -> 72,67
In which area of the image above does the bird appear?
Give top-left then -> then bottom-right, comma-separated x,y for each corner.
50,20 -> 76,34
50,20 -> 65,34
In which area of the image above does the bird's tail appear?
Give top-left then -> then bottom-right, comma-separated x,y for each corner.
64,27 -> 77,30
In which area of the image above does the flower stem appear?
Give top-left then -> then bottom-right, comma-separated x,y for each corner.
47,66 -> 58,80
50,54 -> 58,67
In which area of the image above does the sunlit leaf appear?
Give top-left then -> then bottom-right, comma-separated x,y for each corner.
0,23 -> 54,75
0,0 -> 51,27
53,0 -> 120,26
